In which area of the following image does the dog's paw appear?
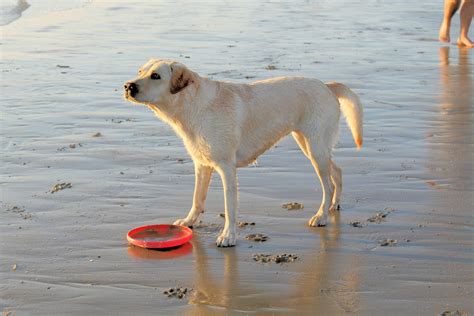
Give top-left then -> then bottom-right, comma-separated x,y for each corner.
173,218 -> 195,227
216,229 -> 236,247
329,203 -> 340,212
308,214 -> 327,227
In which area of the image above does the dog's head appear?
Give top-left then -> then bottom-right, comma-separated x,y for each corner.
124,59 -> 195,105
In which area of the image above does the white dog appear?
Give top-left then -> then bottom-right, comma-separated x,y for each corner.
124,59 -> 363,247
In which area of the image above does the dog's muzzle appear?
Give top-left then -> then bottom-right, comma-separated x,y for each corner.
124,82 -> 139,97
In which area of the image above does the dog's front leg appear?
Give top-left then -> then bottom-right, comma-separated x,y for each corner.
215,161 -> 237,247
174,163 -> 213,227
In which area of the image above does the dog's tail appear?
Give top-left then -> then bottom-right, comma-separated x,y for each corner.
326,82 -> 363,149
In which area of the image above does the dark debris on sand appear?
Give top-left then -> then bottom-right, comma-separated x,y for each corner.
440,311 -> 467,316
6,205 -> 32,220
253,253 -> 298,264
57,143 -> 83,152
238,221 -> 256,228
218,214 -> 256,228
245,234 -> 268,242
163,287 -> 192,299
282,202 -> 304,210
379,239 -> 397,247
350,221 -> 364,228
50,182 -> 72,193
367,207 -> 394,223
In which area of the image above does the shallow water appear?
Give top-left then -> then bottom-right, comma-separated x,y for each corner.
1,0 -> 473,315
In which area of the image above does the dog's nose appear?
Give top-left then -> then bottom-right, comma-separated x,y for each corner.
124,82 -> 139,97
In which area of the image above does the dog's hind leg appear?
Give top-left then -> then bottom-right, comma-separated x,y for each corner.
301,133 -> 333,227
174,163 -> 213,227
292,131 -> 310,158
293,130 -> 340,216
330,161 -> 342,212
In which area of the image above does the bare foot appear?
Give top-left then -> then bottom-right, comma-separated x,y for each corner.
439,21 -> 451,42
457,36 -> 474,47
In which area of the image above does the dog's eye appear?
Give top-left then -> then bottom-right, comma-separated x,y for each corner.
150,73 -> 161,80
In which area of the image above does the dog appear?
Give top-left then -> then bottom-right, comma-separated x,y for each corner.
124,59 -> 363,247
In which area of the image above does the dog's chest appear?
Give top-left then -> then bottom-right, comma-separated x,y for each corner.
167,119 -> 213,165
182,136 -> 214,165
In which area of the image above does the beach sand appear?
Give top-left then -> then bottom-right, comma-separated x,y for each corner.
1,0 -> 473,314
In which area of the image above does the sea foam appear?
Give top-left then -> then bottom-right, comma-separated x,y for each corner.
0,0 -> 93,26
0,0 -> 30,26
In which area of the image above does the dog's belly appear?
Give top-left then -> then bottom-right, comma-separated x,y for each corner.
236,144 -> 277,167
235,124 -> 294,167
234,101 -> 305,167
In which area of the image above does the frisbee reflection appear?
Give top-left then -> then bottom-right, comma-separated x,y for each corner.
127,241 -> 193,260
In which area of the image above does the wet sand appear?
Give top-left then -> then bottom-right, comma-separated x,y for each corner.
1,0 -> 473,315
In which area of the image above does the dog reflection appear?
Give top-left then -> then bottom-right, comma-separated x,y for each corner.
187,215 -> 360,314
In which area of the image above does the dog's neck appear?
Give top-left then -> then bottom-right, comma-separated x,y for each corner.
148,75 -> 217,139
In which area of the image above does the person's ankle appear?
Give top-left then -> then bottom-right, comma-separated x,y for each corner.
439,21 -> 451,42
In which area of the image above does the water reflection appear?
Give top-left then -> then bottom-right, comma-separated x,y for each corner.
187,237 -> 244,313
434,47 -> 473,192
294,212 -> 361,314
186,213 -> 361,314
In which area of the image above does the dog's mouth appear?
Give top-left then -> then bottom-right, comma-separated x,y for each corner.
124,91 -> 138,102
124,93 -> 132,101
124,93 -> 150,107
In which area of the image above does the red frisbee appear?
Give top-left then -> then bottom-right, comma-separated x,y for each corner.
127,224 -> 193,249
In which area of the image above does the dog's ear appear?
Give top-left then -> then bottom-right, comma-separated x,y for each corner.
169,62 -> 194,94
